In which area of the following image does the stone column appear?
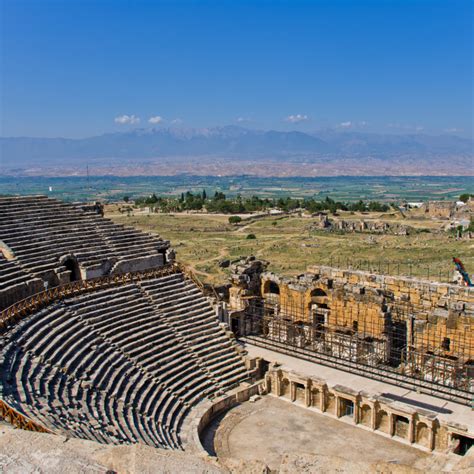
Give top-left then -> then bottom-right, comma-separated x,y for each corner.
428,423 -> 435,451
275,372 -> 282,397
304,381 -> 311,407
408,416 -> 415,443
320,388 -> 326,412
265,374 -> 272,394
389,413 -> 395,437
353,398 -> 360,424
290,382 -> 296,402
371,405 -> 377,430
335,396 -> 341,418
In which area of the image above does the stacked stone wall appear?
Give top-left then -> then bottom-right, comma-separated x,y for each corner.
258,266 -> 474,361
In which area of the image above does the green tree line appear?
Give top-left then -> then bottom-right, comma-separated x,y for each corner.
132,191 -> 390,214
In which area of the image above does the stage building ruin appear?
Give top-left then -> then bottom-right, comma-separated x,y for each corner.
227,257 -> 474,404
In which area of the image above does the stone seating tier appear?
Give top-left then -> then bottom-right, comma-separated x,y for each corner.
0,196 -> 170,291
0,271 -> 251,450
0,255 -> 44,310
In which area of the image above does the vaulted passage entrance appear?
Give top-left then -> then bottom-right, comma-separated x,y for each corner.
63,257 -> 81,282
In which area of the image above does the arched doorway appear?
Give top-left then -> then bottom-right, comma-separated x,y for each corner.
264,280 -> 280,295
263,280 -> 280,306
63,257 -> 81,282
309,288 -> 329,338
360,404 -> 372,427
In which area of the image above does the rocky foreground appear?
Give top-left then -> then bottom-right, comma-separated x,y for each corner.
1,423 -> 473,473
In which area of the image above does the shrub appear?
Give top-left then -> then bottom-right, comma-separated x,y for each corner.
228,215 -> 242,224
246,233 -> 256,239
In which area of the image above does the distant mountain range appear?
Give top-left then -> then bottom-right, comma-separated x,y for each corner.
1,126 -> 472,176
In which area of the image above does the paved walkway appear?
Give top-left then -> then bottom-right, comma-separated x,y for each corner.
244,343 -> 474,432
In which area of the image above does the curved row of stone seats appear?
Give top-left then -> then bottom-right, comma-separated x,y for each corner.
68,282 -> 223,439
139,274 -> 250,391
1,219 -> 167,266
0,298 -> 184,448
0,196 -> 169,281
0,254 -> 43,310
0,272 -> 250,450
6,351 -> 133,444
0,255 -> 33,289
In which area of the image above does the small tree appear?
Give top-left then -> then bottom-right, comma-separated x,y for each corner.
228,215 -> 242,224
459,193 -> 472,203
123,195 -> 130,203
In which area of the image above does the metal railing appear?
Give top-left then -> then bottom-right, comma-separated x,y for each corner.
0,263 -> 182,330
0,399 -> 51,433
241,334 -> 472,405
0,263 -> 187,433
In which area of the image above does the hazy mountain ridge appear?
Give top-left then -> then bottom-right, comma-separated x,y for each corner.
1,127 -> 472,177
2,126 -> 472,163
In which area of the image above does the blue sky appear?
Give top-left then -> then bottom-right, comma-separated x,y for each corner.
1,0 -> 472,138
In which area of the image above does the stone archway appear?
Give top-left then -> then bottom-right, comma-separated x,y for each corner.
309,288 -> 330,337
394,415 -> 410,439
264,280 -> 280,295
360,404 -> 372,427
416,422 -> 430,448
263,280 -> 280,306
62,256 -> 81,282
376,410 -> 390,434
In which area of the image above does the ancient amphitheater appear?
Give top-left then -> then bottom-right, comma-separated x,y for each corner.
0,196 -> 473,473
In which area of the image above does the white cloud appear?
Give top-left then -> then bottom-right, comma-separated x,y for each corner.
148,115 -> 164,124
237,117 -> 255,124
114,114 -> 140,125
285,114 -> 309,123
336,120 -> 368,129
171,118 -> 183,124
387,122 -> 424,132
444,127 -> 464,133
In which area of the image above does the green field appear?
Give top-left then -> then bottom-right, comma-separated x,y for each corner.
1,175 -> 472,203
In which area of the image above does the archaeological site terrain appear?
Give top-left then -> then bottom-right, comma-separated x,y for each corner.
0,195 -> 473,473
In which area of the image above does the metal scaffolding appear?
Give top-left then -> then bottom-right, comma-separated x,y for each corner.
239,298 -> 473,404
